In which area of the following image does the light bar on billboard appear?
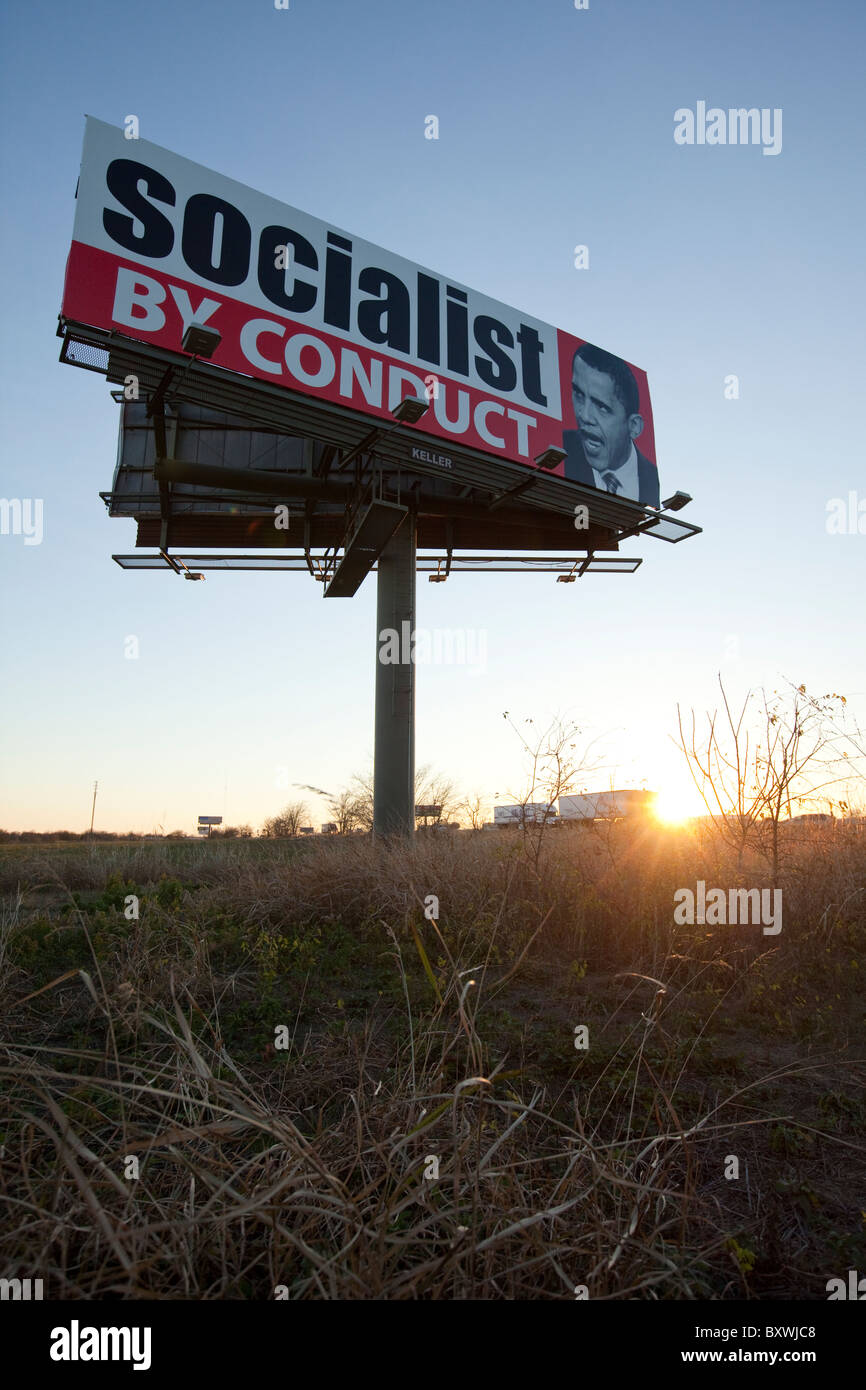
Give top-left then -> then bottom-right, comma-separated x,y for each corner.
112,552 -> 644,575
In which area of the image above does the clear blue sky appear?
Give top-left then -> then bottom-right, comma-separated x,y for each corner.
1,0 -> 864,832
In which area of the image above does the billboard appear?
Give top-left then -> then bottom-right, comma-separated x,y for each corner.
62,119 -> 660,507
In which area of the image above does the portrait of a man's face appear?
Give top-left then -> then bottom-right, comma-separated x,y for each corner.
571,355 -> 643,474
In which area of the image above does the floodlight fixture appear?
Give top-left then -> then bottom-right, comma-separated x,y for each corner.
534,445 -> 567,470
661,491 -> 692,512
391,395 -> 429,425
160,549 -> 207,580
332,393 -> 428,474
181,321 -> 222,358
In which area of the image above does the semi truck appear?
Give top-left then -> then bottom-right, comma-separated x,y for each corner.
557,790 -> 654,823
493,802 -> 558,827
491,791 -> 654,829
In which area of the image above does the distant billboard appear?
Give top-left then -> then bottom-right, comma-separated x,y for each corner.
198,815 -> 222,825
62,119 -> 659,506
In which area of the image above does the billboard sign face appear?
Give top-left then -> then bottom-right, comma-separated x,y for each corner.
62,119 -> 659,506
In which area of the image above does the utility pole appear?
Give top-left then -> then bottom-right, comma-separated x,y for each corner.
89,781 -> 98,837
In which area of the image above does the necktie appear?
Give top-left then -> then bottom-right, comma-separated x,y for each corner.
602,472 -> 621,494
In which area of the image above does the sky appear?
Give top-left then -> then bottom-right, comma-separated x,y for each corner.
1,0 -> 864,834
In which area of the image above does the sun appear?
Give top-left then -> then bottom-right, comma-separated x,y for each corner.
652,788 -> 698,825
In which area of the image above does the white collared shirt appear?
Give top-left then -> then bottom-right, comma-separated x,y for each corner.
592,442 -> 639,501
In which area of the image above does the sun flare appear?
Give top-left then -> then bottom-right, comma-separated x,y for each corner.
652,788 -> 698,824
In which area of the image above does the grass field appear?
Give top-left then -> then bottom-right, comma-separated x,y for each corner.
1,821 -> 864,1300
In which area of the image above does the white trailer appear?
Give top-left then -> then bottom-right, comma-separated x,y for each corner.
558,790 -> 654,822
493,802 -> 558,827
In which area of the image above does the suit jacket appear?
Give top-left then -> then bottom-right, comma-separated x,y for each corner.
561,430 -> 660,509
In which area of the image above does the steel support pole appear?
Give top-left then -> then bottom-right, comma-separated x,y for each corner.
373,510 -> 416,838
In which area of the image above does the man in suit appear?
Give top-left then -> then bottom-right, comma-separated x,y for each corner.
562,343 -> 659,507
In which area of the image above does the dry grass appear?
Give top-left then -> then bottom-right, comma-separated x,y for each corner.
1,821 -> 864,1299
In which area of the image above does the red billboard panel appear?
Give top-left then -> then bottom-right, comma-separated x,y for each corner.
62,119 -> 659,506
